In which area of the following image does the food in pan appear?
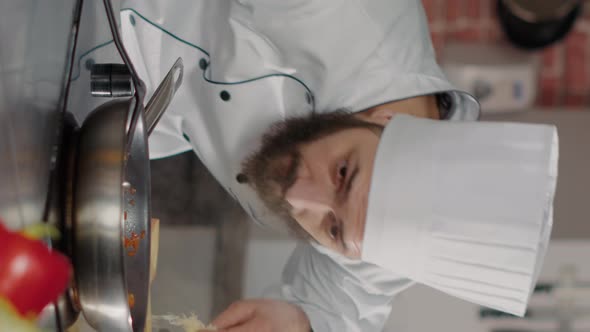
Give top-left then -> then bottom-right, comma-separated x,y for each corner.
124,230 -> 146,256
128,293 -> 135,309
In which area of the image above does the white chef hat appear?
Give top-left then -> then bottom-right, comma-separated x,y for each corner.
362,114 -> 559,316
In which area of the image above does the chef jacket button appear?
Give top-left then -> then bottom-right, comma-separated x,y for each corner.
129,15 -> 136,26
305,92 -> 312,104
199,58 -> 208,70
236,173 -> 248,184
220,90 -> 231,101
85,58 -> 95,71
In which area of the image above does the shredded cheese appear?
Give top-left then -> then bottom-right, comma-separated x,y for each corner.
153,313 -> 216,331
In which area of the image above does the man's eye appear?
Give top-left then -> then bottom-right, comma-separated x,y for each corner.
338,161 -> 348,180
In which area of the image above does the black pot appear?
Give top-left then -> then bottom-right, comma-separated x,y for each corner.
497,0 -> 583,50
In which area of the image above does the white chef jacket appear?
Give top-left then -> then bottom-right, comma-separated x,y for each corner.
68,1 -> 480,331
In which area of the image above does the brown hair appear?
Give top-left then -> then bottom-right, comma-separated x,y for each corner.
239,110 -> 383,239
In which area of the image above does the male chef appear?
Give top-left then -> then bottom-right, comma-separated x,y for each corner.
71,0 -> 558,331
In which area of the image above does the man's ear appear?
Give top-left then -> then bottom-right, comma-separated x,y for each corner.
354,105 -> 397,127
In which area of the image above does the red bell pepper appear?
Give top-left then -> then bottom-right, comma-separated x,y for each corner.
0,221 -> 72,319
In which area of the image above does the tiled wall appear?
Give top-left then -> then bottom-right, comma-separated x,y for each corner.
422,0 -> 590,107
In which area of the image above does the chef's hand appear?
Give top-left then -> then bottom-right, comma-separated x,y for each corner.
202,299 -> 311,332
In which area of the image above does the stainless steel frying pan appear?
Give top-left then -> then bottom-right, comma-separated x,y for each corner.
70,1 -> 184,330
72,58 -> 183,332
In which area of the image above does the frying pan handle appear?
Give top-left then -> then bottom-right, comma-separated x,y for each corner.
102,0 -> 147,155
144,57 -> 184,136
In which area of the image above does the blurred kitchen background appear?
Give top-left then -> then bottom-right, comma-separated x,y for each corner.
1,1 -> 589,331
423,0 -> 590,108
149,1 -> 590,332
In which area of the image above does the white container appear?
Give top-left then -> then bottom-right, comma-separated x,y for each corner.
441,43 -> 538,112
384,240 -> 590,332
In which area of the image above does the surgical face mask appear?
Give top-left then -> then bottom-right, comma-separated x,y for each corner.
362,114 -> 558,317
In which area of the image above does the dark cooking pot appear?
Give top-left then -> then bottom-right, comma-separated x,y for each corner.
497,0 -> 583,50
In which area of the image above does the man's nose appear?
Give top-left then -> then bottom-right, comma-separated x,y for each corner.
285,178 -> 335,214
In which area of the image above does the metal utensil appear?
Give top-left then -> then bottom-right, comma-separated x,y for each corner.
145,58 -> 183,136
